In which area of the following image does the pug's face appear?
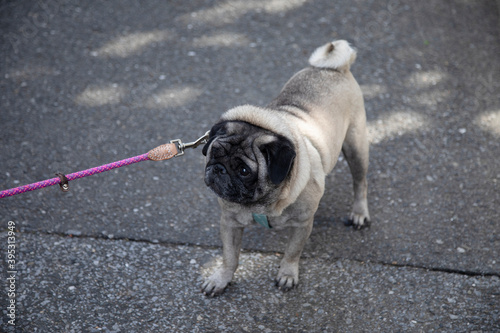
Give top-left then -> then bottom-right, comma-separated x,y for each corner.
202,121 -> 296,205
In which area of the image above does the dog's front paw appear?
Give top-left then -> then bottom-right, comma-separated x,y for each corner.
347,212 -> 371,230
347,200 -> 371,230
275,262 -> 299,291
201,269 -> 233,297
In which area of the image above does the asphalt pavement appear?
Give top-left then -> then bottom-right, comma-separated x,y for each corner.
1,0 -> 499,332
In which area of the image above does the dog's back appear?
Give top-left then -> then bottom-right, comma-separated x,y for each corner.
267,40 -> 365,173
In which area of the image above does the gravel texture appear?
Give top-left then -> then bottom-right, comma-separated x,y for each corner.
1,232 -> 499,332
1,0 -> 499,332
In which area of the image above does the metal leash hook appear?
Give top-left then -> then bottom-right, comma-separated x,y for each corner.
170,130 -> 210,157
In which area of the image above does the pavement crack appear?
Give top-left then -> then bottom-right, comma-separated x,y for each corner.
17,228 -> 223,250
17,229 -> 500,278
366,259 -> 500,278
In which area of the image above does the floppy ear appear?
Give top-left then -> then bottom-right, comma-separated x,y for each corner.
261,137 -> 296,185
202,122 -> 227,156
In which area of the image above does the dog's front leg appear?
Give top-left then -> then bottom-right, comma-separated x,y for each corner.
276,220 -> 313,291
201,222 -> 244,297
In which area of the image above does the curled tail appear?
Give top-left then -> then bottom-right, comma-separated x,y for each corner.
308,40 -> 356,72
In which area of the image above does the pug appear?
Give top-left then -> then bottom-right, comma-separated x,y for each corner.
201,40 -> 370,296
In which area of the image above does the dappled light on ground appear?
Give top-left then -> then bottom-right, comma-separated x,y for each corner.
93,30 -> 172,58
475,110 -> 500,137
75,83 -> 126,107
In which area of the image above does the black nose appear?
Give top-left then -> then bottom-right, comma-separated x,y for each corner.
213,163 -> 227,175
205,163 -> 227,186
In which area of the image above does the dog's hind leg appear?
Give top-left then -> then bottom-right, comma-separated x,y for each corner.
342,114 -> 370,229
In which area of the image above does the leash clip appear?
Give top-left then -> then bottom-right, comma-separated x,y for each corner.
170,130 -> 210,157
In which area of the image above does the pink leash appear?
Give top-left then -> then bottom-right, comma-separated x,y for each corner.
0,132 -> 209,199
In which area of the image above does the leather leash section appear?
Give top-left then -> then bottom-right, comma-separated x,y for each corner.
147,143 -> 178,161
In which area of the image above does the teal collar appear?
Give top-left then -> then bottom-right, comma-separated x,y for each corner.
252,213 -> 272,229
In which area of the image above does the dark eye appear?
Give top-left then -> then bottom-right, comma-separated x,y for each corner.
238,165 -> 250,177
